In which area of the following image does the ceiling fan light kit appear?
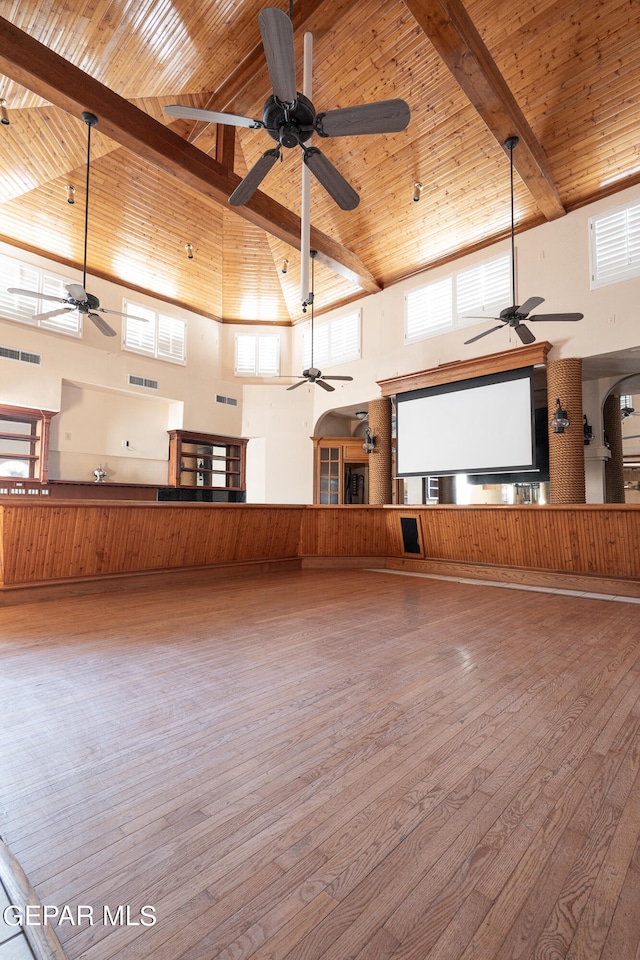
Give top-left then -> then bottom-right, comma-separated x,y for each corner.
463,136 -> 583,346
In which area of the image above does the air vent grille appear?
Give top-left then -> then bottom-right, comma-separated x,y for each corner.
128,374 -> 159,390
216,394 -> 238,406
0,345 -> 42,365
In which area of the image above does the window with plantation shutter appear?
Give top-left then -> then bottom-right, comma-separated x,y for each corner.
123,300 -> 186,363
405,254 -> 511,344
302,310 -> 360,369
158,313 -> 186,363
456,255 -> 511,326
405,278 -> 452,342
0,254 -> 81,336
590,200 -> 640,288
235,334 -> 280,377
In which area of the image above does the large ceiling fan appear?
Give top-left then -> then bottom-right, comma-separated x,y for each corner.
464,136 -> 584,346
165,6 -> 410,211
288,250 -> 353,392
8,112 -> 149,337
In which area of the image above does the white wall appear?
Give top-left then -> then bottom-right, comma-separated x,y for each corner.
0,241 -> 243,484
3,183 -> 640,502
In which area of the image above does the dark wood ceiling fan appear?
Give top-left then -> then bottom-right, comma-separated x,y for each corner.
464,136 -> 584,346
165,6 -> 410,211
8,112 -> 149,337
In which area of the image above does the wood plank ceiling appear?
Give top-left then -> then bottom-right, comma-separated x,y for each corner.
0,0 -> 639,325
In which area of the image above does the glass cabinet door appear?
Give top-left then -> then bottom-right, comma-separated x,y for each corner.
319,447 -> 340,504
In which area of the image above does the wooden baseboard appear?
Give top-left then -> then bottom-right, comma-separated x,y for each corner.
384,557 -> 640,599
301,555 -> 386,569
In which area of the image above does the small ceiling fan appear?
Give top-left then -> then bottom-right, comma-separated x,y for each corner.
8,112 -> 149,337
165,6 -> 410,211
287,250 -> 353,392
464,136 -> 584,346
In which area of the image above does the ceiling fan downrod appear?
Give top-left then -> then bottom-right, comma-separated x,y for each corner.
81,111 -> 99,293
504,135 -> 519,307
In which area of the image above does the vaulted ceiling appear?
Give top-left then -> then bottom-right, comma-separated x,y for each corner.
0,0 -> 639,325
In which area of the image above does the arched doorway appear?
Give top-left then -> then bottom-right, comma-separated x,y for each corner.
603,375 -> 640,503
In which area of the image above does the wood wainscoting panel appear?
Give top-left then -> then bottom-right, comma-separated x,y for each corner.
299,506 -> 391,560
0,503 -> 305,586
385,506 -> 640,582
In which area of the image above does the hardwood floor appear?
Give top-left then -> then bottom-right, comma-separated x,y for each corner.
1,568 -> 639,960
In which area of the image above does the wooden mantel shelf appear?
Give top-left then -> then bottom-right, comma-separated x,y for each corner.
377,342 -> 552,396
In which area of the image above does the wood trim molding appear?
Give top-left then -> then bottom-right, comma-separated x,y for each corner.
377,341 -> 552,396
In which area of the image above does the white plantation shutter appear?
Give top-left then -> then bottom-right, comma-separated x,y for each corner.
0,255 -> 80,335
235,334 -> 280,376
123,301 -> 185,363
124,303 -> 156,355
405,277 -> 452,342
405,254 -> 512,343
303,311 -> 360,368
590,201 -> 640,287
235,335 -> 256,375
456,254 -> 511,325
256,334 -> 279,376
158,313 -> 186,363
330,311 -> 359,362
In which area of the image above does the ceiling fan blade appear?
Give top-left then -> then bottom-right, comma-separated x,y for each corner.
229,149 -> 280,206
7,288 -> 66,303
464,324 -> 505,345
515,323 -> 536,344
31,307 -> 75,322
527,312 -> 584,322
316,99 -> 411,137
316,379 -> 335,391
164,104 -> 262,129
98,307 -> 150,321
88,312 -> 117,337
303,147 -> 359,210
66,282 -> 88,301
259,7 -> 297,103
518,296 -> 544,315
286,379 -> 308,391
322,375 -> 354,381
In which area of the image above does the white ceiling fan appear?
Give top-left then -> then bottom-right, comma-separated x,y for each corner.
8,112 -> 149,337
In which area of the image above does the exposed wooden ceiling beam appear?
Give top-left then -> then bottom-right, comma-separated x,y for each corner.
404,0 -> 566,221
0,15 -> 380,296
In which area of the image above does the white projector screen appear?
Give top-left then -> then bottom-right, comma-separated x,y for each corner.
396,368 -> 536,477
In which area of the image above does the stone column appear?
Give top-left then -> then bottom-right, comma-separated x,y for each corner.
368,397 -> 393,504
546,358 -> 585,503
603,393 -> 625,503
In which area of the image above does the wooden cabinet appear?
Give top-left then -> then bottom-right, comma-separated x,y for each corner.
312,436 -> 370,505
0,404 -> 56,494
168,430 -> 247,496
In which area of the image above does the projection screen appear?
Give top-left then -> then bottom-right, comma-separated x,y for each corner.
395,367 -> 536,477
